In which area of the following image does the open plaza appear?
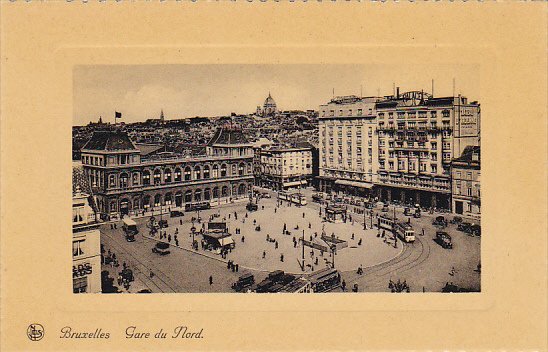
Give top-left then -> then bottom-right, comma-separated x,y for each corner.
99,186 -> 480,293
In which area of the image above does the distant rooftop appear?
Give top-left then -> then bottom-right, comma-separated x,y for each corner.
208,127 -> 249,146
82,130 -> 137,151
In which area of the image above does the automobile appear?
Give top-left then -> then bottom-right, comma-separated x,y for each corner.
185,202 -> 211,212
458,222 -> 472,232
433,216 -> 447,227
158,219 -> 168,228
413,208 -> 421,218
469,224 -> 481,236
312,194 -> 323,203
382,204 -> 389,212
231,273 -> 255,292
365,202 -> 375,209
435,231 -> 453,249
152,242 -> 170,255
450,216 -> 463,224
403,207 -> 412,216
170,210 -> 184,218
125,233 -> 136,242
246,202 -> 258,212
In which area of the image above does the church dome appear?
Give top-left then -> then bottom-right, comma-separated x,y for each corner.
264,93 -> 276,107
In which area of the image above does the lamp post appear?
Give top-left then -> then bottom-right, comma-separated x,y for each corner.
191,223 -> 196,249
363,200 -> 367,230
331,244 -> 336,269
301,229 -> 305,271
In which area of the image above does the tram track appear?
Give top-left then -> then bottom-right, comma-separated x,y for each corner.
343,234 -> 432,287
102,230 -> 185,293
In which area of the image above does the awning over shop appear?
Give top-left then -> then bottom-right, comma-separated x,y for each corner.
283,180 -> 307,187
334,179 -> 373,189
218,236 -> 234,247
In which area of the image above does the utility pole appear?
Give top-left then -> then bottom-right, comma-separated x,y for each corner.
302,229 -> 305,271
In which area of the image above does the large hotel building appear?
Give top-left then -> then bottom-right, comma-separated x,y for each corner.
80,127 -> 254,220
318,90 -> 480,210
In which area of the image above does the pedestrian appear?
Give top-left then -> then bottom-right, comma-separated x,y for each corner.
168,234 -> 171,242
263,251 -> 266,259
422,228 -> 425,236
280,254 -> 284,262
209,276 -> 213,285
123,261 -> 127,269
241,236 -> 245,243
315,257 -> 318,265
302,212 -> 305,218
275,241 -> 278,249
180,219 -> 183,225
309,222 -> 311,229
175,239 -> 179,246
351,233 -> 355,240
235,264 -> 239,272
341,280 -> 346,292
274,208 -> 277,214
358,239 -> 362,246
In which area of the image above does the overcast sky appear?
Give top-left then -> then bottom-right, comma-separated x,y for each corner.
73,64 -> 480,126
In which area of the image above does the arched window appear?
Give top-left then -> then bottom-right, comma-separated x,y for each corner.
213,187 -> 219,199
247,163 -> 253,174
212,164 -> 219,178
185,190 -> 192,203
143,171 -> 151,185
220,164 -> 227,177
194,189 -> 202,202
174,168 -> 182,182
175,192 -> 183,207
232,164 -> 237,175
164,168 -> 172,183
143,195 -> 151,209
184,166 -> 191,181
154,194 -> 162,207
238,163 -> 245,176
194,166 -> 201,180
203,165 -> 210,179
109,201 -> 117,212
132,172 -> 140,186
232,185 -> 237,196
204,188 -> 211,200
120,173 -> 129,188
133,198 -> 140,209
153,169 -> 161,185
221,186 -> 228,197
164,193 -> 172,205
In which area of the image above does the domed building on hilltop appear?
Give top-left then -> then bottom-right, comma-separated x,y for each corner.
257,92 -> 278,117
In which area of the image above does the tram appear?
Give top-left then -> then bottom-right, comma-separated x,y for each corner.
393,222 -> 416,243
377,214 -> 396,231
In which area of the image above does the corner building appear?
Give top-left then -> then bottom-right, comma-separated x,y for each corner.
375,91 -> 480,209
80,128 -> 254,220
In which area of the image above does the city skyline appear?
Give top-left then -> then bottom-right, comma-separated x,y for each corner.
73,64 -> 480,126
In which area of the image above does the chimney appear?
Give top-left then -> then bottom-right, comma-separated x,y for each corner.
396,87 -> 400,99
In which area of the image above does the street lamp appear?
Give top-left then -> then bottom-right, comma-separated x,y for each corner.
191,222 -> 196,249
363,200 -> 367,230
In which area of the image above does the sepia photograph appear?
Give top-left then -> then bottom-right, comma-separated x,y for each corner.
72,65 -> 481,294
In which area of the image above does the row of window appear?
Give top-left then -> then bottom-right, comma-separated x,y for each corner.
379,110 -> 451,119
107,163 -> 252,188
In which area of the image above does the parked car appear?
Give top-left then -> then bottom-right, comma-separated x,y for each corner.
458,222 -> 472,232
435,231 -> 453,249
433,216 -> 447,227
469,224 -> 481,236
450,216 -> 463,224
170,210 -> 184,218
125,233 -> 136,242
231,273 -> 255,292
246,202 -> 258,212
152,242 -> 170,255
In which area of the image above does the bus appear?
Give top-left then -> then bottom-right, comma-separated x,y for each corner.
122,218 -> 138,242
377,215 -> 396,232
307,268 -> 341,293
393,222 -> 416,243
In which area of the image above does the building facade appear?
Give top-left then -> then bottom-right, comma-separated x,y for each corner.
316,90 -> 481,210
72,166 -> 101,293
80,128 -> 254,220
256,143 -> 313,190
317,96 -> 380,197
451,146 -> 481,218
375,91 -> 480,209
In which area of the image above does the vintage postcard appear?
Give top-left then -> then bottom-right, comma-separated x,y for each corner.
1,2 -> 546,351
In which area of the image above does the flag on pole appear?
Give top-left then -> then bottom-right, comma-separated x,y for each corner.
115,111 -> 122,119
